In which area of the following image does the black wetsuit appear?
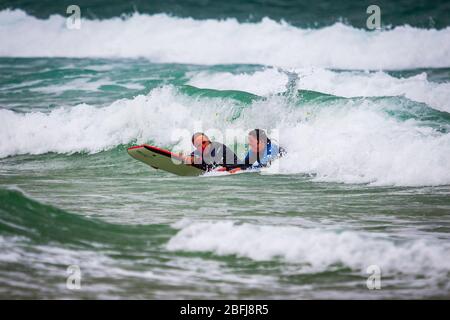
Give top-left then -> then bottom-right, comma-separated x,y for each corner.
190,142 -> 243,171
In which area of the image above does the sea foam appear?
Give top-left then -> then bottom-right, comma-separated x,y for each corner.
188,68 -> 450,113
1,9 -> 450,69
167,220 -> 450,275
1,85 -> 449,186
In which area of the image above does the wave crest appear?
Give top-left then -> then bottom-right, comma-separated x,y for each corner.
1,85 -> 450,186
1,10 -> 450,69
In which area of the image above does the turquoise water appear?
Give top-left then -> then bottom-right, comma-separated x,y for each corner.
1,1 -> 450,299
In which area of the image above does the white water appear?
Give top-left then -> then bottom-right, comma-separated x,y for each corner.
188,67 -> 450,113
167,220 -> 450,276
1,10 -> 450,69
1,85 -> 450,186
189,68 -> 450,186
271,106 -> 450,186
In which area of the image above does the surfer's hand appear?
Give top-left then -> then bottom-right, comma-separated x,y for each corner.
184,155 -> 202,164
183,155 -> 193,164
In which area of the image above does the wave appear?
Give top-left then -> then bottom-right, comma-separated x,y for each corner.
0,188 -> 186,298
3,0 -> 448,29
3,187 -> 449,279
1,189 -> 448,298
1,85 -> 450,186
167,220 -> 450,276
0,85 -> 249,157
1,10 -> 450,69
188,67 -> 450,113
179,85 -> 259,104
0,188 -> 170,247
265,97 -> 450,186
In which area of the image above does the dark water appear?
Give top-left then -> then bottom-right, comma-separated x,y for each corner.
2,0 -> 450,29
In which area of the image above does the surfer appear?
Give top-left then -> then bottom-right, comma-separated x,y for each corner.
229,129 -> 285,173
245,129 -> 284,167
183,132 -> 242,171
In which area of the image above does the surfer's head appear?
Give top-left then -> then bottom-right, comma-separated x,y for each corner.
192,132 -> 211,151
248,129 -> 270,153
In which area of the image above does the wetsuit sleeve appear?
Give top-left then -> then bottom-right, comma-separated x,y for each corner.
239,151 -> 253,169
221,144 -> 245,170
189,150 -> 210,171
244,151 -> 250,164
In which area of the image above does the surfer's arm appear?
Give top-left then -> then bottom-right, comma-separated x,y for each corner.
183,150 -> 201,164
243,151 -> 250,164
183,155 -> 193,164
184,154 -> 205,167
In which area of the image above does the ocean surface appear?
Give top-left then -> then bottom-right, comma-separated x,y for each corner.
0,0 -> 450,299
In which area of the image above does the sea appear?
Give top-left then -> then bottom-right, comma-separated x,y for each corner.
0,0 -> 449,299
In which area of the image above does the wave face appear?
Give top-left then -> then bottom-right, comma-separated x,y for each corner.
0,188 -> 195,299
1,84 -> 450,187
189,68 -> 450,113
1,10 -> 450,69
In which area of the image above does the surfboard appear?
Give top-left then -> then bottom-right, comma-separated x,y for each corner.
127,144 -> 205,176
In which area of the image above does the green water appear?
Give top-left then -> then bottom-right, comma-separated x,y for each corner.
1,58 -> 450,299
1,155 -> 449,299
2,0 -> 450,29
1,0 -> 450,299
